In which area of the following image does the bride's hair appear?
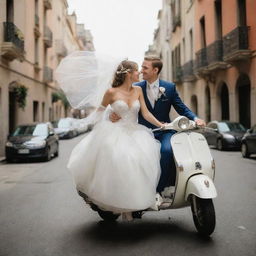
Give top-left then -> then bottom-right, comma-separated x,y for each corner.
112,60 -> 138,87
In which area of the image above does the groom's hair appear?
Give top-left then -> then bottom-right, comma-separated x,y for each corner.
144,56 -> 163,74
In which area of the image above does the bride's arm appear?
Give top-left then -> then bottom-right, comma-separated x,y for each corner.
136,86 -> 164,128
83,89 -> 113,125
98,88 -> 113,110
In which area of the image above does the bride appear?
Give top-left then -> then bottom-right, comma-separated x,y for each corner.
57,57 -> 165,220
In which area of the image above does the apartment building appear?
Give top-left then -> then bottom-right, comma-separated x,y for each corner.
147,0 -> 256,128
0,0 -> 94,157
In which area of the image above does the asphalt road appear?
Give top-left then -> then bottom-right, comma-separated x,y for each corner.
0,134 -> 255,256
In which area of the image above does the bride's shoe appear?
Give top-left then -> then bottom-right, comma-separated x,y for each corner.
122,212 -> 133,222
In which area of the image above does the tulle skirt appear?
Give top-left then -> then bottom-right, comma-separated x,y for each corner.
68,120 -> 161,213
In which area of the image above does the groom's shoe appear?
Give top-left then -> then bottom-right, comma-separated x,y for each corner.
132,211 -> 143,219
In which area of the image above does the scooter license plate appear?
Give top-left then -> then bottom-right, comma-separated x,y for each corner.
18,149 -> 30,154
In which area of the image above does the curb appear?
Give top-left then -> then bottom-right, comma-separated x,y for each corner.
0,157 -> 6,162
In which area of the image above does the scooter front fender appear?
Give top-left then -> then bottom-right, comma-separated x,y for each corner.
185,174 -> 217,201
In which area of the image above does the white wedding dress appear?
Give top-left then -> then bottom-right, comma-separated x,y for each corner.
68,99 -> 161,213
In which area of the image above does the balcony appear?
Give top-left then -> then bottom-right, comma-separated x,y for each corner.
1,22 -> 25,61
172,66 -> 183,83
34,14 -> 41,37
195,47 -> 208,74
44,0 -> 52,10
182,60 -> 196,81
43,66 -> 53,83
55,40 -> 67,57
206,40 -> 228,71
43,26 -> 52,47
223,26 -> 252,62
172,15 -> 181,32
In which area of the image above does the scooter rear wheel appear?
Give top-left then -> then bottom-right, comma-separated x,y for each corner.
191,196 -> 216,237
97,208 -> 120,222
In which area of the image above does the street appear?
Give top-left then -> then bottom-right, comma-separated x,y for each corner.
0,135 -> 255,256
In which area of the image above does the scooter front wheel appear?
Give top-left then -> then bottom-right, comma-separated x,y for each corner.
191,195 -> 216,237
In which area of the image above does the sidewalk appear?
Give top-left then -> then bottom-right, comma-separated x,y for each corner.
0,156 -> 6,162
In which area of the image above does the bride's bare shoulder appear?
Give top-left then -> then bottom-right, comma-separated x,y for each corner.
133,85 -> 142,93
105,88 -> 116,96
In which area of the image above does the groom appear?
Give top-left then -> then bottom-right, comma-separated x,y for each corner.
111,56 -> 205,194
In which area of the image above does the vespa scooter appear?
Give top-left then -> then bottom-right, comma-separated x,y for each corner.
79,116 -> 217,237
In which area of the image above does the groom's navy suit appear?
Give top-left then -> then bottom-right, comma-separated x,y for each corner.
136,79 -> 196,192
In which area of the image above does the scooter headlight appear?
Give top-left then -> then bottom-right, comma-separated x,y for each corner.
178,117 -> 190,130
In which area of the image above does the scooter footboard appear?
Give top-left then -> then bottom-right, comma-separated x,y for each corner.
185,175 -> 217,201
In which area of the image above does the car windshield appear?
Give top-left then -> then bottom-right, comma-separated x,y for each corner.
218,122 -> 246,132
58,119 -> 71,128
12,124 -> 48,136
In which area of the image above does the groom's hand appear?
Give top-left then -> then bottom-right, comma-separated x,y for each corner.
109,112 -> 121,123
195,118 -> 206,127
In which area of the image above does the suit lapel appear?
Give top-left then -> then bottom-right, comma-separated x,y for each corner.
154,80 -> 165,110
141,81 -> 154,112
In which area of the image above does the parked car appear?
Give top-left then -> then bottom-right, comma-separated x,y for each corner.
54,118 -> 77,139
5,122 -> 59,162
241,124 -> 256,158
75,119 -> 89,135
200,121 -> 246,150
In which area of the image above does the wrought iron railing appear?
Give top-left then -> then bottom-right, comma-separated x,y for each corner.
3,22 -> 24,51
44,26 -> 52,45
172,15 -> 181,32
173,66 -> 183,82
43,66 -> 53,83
35,14 -> 39,26
207,40 -> 223,64
223,26 -> 249,57
182,60 -> 195,78
195,47 -> 208,69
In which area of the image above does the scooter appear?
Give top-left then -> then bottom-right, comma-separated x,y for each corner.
78,116 -> 217,237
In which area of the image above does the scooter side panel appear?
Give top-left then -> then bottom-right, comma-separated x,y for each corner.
171,132 -> 215,208
171,132 -> 213,175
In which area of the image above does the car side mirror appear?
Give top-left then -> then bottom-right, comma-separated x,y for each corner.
49,131 -> 54,136
213,128 -> 218,132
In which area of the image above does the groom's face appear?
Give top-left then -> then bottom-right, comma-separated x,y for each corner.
141,60 -> 158,81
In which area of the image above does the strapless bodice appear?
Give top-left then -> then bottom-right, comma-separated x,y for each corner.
111,100 -> 140,123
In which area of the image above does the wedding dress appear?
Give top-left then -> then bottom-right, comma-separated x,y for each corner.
68,99 -> 161,213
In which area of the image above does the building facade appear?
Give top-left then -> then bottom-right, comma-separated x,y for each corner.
0,0 -> 94,157
147,0 -> 256,128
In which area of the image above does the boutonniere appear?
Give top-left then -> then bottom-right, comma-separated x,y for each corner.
158,87 -> 166,99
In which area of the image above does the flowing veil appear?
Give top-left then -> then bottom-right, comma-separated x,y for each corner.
55,51 -> 124,109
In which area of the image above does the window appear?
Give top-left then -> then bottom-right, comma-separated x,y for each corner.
215,0 -> 222,40
7,0 -> 14,22
237,0 -> 247,26
42,102 -> 45,121
189,29 -> 193,60
200,16 -> 206,48
33,101 -> 39,122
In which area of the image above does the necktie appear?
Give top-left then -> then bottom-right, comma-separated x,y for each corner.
148,85 -> 156,108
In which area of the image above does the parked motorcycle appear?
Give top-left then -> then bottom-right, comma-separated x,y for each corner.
79,116 -> 217,237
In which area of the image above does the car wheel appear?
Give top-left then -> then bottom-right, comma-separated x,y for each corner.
6,157 -> 13,163
241,143 -> 249,158
217,139 -> 223,151
54,143 -> 59,157
43,147 -> 51,162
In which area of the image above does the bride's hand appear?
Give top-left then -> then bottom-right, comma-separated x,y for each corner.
109,112 -> 121,123
160,123 -> 169,130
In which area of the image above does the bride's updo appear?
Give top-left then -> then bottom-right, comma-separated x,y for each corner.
112,60 -> 138,87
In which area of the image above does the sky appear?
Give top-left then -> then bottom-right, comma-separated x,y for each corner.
67,0 -> 162,66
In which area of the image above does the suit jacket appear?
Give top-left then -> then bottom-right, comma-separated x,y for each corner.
136,80 -> 197,129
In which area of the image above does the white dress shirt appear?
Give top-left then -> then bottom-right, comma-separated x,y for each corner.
146,79 -> 159,108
